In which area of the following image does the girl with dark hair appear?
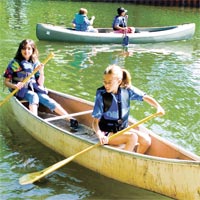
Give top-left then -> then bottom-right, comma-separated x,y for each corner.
4,39 -> 78,131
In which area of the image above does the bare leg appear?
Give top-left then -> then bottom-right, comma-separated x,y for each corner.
54,104 -> 70,121
134,130 -> 151,154
124,133 -> 138,151
29,104 -> 38,115
108,132 -> 138,152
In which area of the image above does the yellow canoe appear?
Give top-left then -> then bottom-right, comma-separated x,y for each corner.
3,89 -> 200,200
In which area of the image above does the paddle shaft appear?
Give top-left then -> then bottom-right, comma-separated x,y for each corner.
19,112 -> 159,185
122,15 -> 129,47
0,53 -> 54,107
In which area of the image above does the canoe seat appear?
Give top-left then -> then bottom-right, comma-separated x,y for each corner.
20,99 -> 28,103
98,28 -> 113,33
67,28 -> 76,31
19,99 -> 29,108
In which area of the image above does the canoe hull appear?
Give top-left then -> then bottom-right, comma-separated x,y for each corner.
3,89 -> 200,200
36,23 -> 195,44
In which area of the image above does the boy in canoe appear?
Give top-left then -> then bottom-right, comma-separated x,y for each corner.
92,65 -> 165,153
112,7 -> 135,34
72,8 -> 98,33
3,39 -> 78,131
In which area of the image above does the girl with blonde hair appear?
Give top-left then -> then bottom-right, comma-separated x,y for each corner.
92,65 -> 165,153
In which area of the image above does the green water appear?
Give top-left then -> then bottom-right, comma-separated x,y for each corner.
0,1 -> 199,199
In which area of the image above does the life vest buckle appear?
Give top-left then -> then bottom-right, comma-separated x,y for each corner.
117,119 -> 123,125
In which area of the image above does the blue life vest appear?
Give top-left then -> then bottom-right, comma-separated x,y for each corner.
112,16 -> 126,30
98,86 -> 128,133
10,59 -> 47,99
74,14 -> 87,31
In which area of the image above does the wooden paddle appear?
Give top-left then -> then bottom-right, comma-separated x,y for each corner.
122,15 -> 129,48
122,32 -> 129,47
19,112 -> 159,185
0,52 -> 54,107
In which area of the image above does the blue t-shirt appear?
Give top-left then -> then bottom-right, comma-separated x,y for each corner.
112,16 -> 127,30
92,86 -> 145,123
3,59 -> 40,81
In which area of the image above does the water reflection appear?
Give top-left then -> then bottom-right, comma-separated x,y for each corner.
6,0 -> 29,30
38,41 -> 194,72
66,47 -> 97,69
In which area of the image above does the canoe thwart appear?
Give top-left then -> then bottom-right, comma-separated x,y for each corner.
44,110 -> 93,122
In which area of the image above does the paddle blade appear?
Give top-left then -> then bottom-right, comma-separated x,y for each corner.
19,170 -> 46,185
19,156 -> 75,185
19,144 -> 100,185
122,35 -> 129,46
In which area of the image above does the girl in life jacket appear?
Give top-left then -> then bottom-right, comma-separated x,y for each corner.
6,59 -> 48,99
92,65 -> 165,153
3,39 -> 78,131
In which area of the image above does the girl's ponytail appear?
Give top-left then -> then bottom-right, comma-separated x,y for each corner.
121,69 -> 132,88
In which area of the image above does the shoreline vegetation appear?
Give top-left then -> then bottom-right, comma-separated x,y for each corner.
73,0 -> 200,8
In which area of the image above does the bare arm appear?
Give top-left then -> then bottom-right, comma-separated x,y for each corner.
92,118 -> 108,145
4,78 -> 24,90
114,16 -> 128,31
89,16 -> 95,25
114,25 -> 127,31
143,95 -> 165,116
37,64 -> 45,86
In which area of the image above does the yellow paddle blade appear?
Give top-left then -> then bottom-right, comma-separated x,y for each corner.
19,170 -> 46,185
19,154 -> 75,185
19,144 -> 100,185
